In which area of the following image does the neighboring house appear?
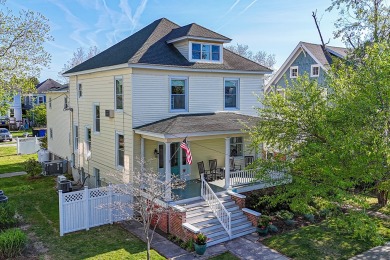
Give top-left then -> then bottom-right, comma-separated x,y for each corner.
23,79 -> 63,111
54,18 -> 284,244
265,41 -> 348,94
0,92 -> 22,129
46,85 -> 71,163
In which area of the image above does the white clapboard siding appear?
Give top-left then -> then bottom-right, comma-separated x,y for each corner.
173,40 -> 189,60
59,185 -> 132,236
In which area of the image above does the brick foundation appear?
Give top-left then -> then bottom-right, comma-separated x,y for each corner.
168,207 -> 187,241
229,192 -> 246,209
242,208 -> 261,227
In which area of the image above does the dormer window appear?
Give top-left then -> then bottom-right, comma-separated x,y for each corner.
190,42 -> 221,62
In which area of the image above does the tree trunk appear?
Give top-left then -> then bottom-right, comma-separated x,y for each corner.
147,240 -> 151,260
377,190 -> 388,207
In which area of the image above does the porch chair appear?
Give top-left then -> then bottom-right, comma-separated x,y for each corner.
209,159 -> 223,180
230,157 -> 242,172
244,156 -> 254,167
197,161 -> 213,182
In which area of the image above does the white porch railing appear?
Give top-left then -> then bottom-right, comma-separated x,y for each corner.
201,174 -> 231,238
229,167 -> 287,187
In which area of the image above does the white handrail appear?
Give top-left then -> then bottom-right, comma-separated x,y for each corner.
201,174 -> 231,238
229,167 -> 287,187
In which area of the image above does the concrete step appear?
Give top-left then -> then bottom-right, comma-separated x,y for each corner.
207,228 -> 228,239
206,233 -> 230,247
231,226 -> 257,239
189,212 -> 247,226
187,210 -> 243,224
186,204 -> 239,218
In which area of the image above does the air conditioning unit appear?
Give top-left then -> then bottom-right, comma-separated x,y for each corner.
58,180 -> 72,193
105,109 -> 114,118
43,160 -> 64,175
57,175 -> 67,182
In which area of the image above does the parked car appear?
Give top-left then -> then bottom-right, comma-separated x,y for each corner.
0,128 -> 12,142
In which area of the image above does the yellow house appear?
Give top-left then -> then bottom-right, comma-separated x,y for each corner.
59,17 -> 272,194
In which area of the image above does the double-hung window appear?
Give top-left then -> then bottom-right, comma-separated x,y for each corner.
311,65 -> 320,77
224,79 -> 239,109
85,127 -> 91,153
9,109 -> 14,117
290,66 -> 298,78
115,77 -> 123,110
73,125 -> 78,151
93,104 -> 100,133
191,43 -> 221,62
230,137 -> 243,157
78,84 -> 83,98
170,78 -> 188,111
116,133 -> 124,168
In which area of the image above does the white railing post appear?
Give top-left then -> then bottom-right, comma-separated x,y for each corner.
16,137 -> 19,154
224,137 -> 231,189
84,186 -> 89,231
108,184 -> 113,224
59,190 -> 64,236
201,173 -> 204,196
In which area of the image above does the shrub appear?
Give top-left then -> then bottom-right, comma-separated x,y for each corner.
258,215 -> 272,228
0,204 -> 17,230
276,210 -> 294,220
24,158 -> 42,178
0,228 -> 27,259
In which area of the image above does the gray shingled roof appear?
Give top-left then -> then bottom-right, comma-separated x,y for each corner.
165,23 -> 231,42
35,79 -> 64,93
134,113 -> 259,135
301,42 -> 348,67
65,18 -> 271,74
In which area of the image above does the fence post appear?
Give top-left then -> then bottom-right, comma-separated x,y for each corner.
16,137 -> 19,154
84,186 -> 89,231
109,184 -> 113,224
59,190 -> 64,236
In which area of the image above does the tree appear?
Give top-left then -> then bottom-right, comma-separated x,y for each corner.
103,161 -> 185,260
327,0 -> 390,48
0,0 -> 52,115
58,46 -> 99,83
249,42 -> 390,213
226,44 -> 276,69
27,103 -> 46,127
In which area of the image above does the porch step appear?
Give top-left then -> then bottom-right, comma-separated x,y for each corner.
186,204 -> 239,218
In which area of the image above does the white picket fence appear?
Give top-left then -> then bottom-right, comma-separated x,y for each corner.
59,184 -> 133,236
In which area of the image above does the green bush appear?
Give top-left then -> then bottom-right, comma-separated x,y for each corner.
24,158 -> 42,178
0,228 -> 27,259
276,210 -> 294,220
0,204 -> 17,230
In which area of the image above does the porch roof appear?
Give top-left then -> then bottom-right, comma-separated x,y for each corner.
133,112 -> 259,138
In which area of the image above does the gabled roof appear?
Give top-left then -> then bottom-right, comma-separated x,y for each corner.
165,23 -> 231,43
134,112 -> 259,138
64,18 -> 271,75
265,41 -> 348,92
35,79 -> 64,93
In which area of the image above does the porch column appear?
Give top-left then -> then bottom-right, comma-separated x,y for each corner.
225,137 -> 231,189
165,142 -> 171,201
140,137 -> 145,173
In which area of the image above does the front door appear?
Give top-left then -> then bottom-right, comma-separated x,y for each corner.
170,143 -> 180,178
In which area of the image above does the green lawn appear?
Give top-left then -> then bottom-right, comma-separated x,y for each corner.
10,129 -> 33,138
0,146 -> 37,174
262,219 -> 390,260
1,175 -> 164,259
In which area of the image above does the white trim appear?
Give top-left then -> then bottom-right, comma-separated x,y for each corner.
310,64 -> 320,77
114,76 -> 123,112
167,36 -> 231,44
189,41 -> 223,63
62,63 -> 129,76
290,66 -> 298,78
93,103 -> 100,134
115,131 -> 124,169
265,42 -> 329,93
133,129 -> 246,139
129,63 -> 270,75
242,208 -> 261,217
169,76 -> 189,112
224,78 -> 240,110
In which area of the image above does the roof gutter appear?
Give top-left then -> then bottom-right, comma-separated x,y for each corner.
166,36 -> 231,44
62,63 -> 129,77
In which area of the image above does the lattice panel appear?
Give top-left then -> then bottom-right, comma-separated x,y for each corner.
90,189 -> 108,198
64,192 -> 84,202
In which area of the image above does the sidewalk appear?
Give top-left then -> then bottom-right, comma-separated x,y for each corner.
350,242 -> 390,260
121,220 -> 289,259
0,171 -> 27,178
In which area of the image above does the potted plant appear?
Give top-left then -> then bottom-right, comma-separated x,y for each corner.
257,215 -> 271,236
276,210 -> 295,226
194,233 -> 208,255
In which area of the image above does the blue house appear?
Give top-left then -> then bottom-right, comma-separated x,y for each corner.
265,41 -> 348,94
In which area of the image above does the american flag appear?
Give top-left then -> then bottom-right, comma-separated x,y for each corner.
180,138 -> 192,165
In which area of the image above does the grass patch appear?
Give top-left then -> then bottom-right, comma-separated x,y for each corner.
1,175 -> 164,259
209,251 -> 240,260
262,219 -> 390,260
0,146 -> 37,174
10,130 -> 33,138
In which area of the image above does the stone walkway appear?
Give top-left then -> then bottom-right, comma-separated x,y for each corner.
121,220 -> 289,259
0,171 -> 27,178
349,242 -> 390,260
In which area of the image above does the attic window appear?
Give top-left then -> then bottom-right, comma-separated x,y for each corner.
311,65 -> 320,77
290,66 -> 298,78
191,43 -> 221,62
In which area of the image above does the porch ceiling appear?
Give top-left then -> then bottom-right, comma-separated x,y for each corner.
133,112 -> 259,139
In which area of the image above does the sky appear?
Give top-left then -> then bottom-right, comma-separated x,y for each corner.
7,0 -> 346,83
